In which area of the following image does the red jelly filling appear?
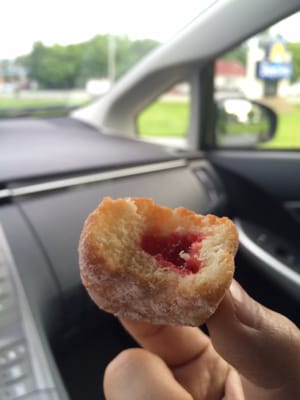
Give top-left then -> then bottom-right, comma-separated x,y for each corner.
141,232 -> 203,274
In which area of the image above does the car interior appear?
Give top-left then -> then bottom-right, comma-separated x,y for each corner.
0,0 -> 300,399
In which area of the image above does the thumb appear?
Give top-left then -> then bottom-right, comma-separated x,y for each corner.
207,280 -> 300,393
104,348 -> 192,400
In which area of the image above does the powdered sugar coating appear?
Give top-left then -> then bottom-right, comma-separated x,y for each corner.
81,268 -> 217,325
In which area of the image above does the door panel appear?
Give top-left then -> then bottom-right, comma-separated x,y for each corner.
208,151 -> 300,201
207,149 -> 300,325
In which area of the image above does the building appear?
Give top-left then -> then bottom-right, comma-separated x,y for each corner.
214,60 -> 246,94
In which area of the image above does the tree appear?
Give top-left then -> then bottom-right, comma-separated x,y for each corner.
16,35 -> 159,89
222,44 -> 247,66
115,37 -> 158,78
287,42 -> 300,82
22,42 -> 83,88
76,35 -> 109,86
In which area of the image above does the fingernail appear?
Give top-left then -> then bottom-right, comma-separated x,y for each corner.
230,280 -> 259,328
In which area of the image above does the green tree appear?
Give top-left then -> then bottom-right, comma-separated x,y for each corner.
288,42 -> 300,82
115,37 -> 158,78
223,44 -> 247,66
76,35 -> 109,86
26,42 -> 82,88
17,35 -> 159,89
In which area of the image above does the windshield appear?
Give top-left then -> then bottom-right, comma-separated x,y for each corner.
0,0 -> 215,118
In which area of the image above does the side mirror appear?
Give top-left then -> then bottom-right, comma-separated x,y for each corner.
215,98 -> 277,148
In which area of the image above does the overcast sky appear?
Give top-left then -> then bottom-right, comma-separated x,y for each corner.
1,1 -> 300,59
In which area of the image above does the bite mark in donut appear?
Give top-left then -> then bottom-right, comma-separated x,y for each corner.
141,232 -> 203,274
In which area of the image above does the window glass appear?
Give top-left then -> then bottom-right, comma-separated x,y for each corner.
214,11 -> 300,150
0,0 -> 213,119
137,83 -> 190,146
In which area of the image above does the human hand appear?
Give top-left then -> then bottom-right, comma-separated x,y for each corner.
104,280 -> 300,399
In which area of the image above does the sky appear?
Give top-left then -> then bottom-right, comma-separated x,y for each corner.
1,0 -> 300,60
0,0 -> 213,59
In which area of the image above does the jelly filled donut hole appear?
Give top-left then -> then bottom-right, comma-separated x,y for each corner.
141,232 -> 204,274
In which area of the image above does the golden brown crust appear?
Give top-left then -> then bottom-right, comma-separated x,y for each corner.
79,197 -> 238,326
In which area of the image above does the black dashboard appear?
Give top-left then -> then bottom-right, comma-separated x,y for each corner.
0,117 -> 228,400
0,118 -> 181,183
0,117 -> 299,400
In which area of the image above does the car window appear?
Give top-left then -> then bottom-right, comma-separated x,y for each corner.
214,11 -> 300,150
0,0 -> 213,119
137,82 -> 190,147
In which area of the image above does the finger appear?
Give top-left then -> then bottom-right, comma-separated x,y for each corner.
103,348 -> 192,400
224,368 -> 245,400
207,280 -> 300,395
172,344 -> 229,400
120,318 -> 211,367
120,319 -> 230,399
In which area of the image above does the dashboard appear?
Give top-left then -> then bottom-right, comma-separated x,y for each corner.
0,117 -> 227,400
0,117 -> 299,400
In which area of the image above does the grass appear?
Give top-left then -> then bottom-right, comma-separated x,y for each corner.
0,97 -> 87,109
0,96 -> 90,118
1,96 -> 299,149
138,100 -> 300,150
223,121 -> 268,135
260,105 -> 300,149
138,101 -> 189,137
